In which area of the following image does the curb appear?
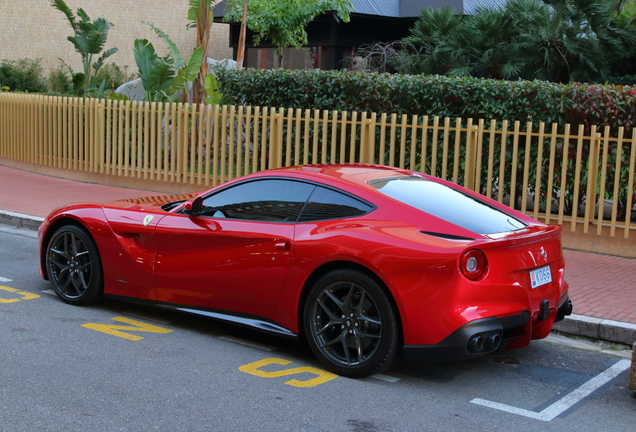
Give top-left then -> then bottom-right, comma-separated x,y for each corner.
552,313 -> 636,346
0,210 -> 43,231
631,342 -> 636,391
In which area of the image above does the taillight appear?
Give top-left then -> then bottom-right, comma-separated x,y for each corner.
460,249 -> 488,281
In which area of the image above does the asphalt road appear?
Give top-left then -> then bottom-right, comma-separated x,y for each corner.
0,225 -> 633,432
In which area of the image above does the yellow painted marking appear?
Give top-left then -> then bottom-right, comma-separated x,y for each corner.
81,316 -> 173,341
239,358 -> 338,388
0,286 -> 40,303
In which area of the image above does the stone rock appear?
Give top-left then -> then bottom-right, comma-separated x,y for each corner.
114,58 -> 236,102
207,58 -> 236,70
115,78 -> 145,101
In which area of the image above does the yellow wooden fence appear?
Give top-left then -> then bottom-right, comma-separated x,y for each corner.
1,92 -> 634,242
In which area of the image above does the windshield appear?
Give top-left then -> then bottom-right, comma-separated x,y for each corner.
369,176 -> 527,235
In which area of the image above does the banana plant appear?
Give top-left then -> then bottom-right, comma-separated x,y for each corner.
50,0 -> 118,94
187,0 -> 215,104
133,23 -> 203,103
204,73 -> 223,105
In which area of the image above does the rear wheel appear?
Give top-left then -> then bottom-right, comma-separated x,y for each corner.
303,269 -> 400,377
46,225 -> 103,305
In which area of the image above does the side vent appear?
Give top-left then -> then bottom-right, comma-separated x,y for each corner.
420,231 -> 475,241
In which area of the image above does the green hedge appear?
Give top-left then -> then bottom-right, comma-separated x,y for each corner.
215,69 -> 635,221
215,69 -> 636,136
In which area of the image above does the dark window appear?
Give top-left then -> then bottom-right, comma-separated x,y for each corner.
200,179 -> 315,222
369,176 -> 527,235
298,186 -> 373,222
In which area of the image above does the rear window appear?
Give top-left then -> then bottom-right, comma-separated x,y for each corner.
368,176 -> 527,234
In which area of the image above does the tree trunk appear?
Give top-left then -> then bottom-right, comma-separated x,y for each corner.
193,1 -> 212,104
236,0 -> 248,70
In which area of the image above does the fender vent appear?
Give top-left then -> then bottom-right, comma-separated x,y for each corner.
420,231 -> 475,241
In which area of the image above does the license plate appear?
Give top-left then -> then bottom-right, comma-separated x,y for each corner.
529,265 -> 552,289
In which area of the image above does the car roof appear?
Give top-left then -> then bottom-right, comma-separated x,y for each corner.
259,164 -> 416,186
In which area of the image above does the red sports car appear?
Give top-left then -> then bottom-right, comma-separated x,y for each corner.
39,164 -> 572,377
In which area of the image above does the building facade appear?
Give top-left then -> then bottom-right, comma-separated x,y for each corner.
213,0 -> 506,70
1,0 -> 233,78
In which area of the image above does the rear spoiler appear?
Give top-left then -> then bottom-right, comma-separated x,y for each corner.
481,225 -> 562,248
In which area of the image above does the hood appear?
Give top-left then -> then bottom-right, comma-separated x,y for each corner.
102,192 -> 200,213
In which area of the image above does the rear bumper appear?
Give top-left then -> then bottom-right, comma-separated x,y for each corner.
403,311 -> 530,363
403,292 -> 573,363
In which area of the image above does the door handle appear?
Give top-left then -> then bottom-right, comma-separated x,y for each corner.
275,242 -> 290,252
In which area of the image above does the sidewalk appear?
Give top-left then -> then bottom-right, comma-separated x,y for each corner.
1,164 -> 635,346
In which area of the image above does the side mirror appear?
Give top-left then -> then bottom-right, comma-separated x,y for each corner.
183,197 -> 203,217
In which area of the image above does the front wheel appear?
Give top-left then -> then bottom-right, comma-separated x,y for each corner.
46,225 -> 103,305
303,269 -> 400,377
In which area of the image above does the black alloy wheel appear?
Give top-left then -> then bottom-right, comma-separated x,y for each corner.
304,269 -> 400,377
46,225 -> 103,305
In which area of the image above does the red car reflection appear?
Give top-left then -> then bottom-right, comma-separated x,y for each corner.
38,164 -> 572,377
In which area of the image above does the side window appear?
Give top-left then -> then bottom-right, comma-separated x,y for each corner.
200,179 -> 315,222
298,186 -> 373,222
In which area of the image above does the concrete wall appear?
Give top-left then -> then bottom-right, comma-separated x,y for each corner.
1,0 -> 233,78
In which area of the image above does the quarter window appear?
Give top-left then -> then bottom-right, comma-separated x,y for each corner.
298,186 -> 373,222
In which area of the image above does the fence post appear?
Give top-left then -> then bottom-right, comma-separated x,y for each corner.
268,107 -> 276,169
269,107 -> 284,169
584,126 -> 599,234
464,119 -> 477,190
360,112 -> 376,164
368,112 -> 377,164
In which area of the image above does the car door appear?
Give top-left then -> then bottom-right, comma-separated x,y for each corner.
153,179 -> 316,318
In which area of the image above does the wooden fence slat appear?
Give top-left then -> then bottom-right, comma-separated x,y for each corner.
624,129 -> 636,238
597,127 -> 611,235
609,128 -> 624,237
544,123 -> 558,224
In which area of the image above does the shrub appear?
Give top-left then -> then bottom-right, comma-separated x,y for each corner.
215,68 -> 635,221
48,62 -> 135,96
48,64 -> 73,94
215,69 -> 636,137
93,63 -> 136,91
0,58 -> 48,93
603,75 -> 636,86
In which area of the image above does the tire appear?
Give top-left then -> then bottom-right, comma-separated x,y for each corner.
303,269 -> 400,378
46,225 -> 103,305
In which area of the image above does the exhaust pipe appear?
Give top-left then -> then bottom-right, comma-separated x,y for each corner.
484,333 -> 501,351
467,332 -> 501,353
555,299 -> 573,322
468,335 -> 484,352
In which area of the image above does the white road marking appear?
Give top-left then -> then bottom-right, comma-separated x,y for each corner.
42,290 -> 57,296
371,373 -> 400,383
543,334 -> 632,359
219,335 -> 277,352
471,359 -> 630,421
0,276 -> 12,282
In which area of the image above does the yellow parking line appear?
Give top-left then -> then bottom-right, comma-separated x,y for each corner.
81,316 -> 173,341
